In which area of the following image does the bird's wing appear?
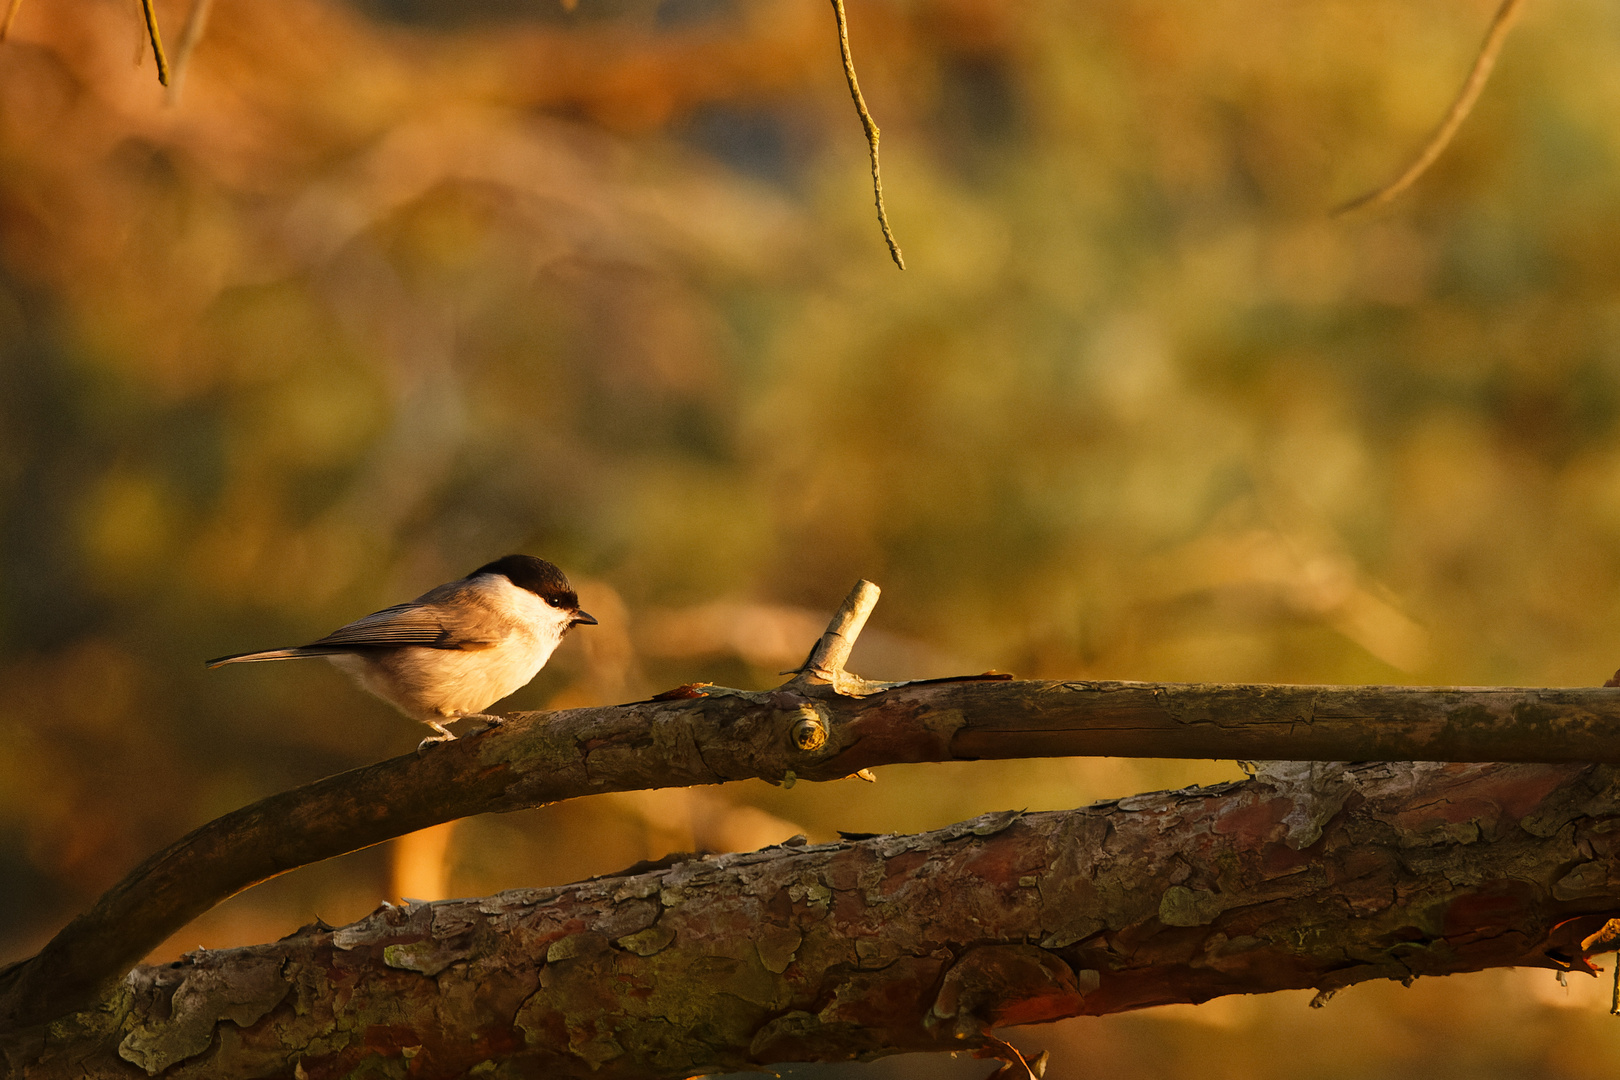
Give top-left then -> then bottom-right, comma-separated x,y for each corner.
300,602 -> 501,652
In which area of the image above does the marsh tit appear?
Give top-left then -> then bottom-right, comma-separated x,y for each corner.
207,555 -> 597,748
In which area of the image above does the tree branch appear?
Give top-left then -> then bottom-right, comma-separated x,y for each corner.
6,667 -> 1620,1030
6,760 -> 1619,1078
1335,0 -> 1527,215
6,580 -> 1620,1034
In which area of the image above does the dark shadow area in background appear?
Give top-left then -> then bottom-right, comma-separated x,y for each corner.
681,104 -> 815,191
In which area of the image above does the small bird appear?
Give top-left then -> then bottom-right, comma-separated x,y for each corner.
207,555 -> 597,748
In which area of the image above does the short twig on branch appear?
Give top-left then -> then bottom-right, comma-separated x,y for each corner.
1335,0 -> 1527,215
830,0 -> 906,269
783,578 -> 881,691
139,0 -> 171,86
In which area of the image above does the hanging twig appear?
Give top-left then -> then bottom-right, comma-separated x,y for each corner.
1335,0 -> 1527,215
981,1036 -> 1049,1080
0,0 -> 23,44
164,0 -> 214,104
139,0 -> 170,86
830,0 -> 906,269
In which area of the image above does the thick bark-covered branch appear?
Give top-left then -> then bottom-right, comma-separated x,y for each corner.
6,760 -> 1620,1079
6,676 -> 1620,1031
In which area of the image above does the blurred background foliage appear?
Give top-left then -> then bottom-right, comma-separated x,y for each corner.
4,0 -> 1620,1074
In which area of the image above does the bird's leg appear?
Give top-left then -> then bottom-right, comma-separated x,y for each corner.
454,712 -> 504,728
417,719 -> 457,753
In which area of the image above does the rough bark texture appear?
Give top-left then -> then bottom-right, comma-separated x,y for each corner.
7,677 -> 1620,1032
6,760 -> 1620,1079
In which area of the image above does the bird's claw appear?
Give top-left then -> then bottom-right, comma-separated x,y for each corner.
455,712 -> 504,731
418,720 -> 458,754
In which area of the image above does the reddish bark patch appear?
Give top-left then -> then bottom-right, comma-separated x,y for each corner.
650,683 -> 714,701
818,956 -> 942,1028
1391,796 -> 1500,834
964,837 -> 1038,887
410,1023 -> 527,1078
1212,797 -> 1288,841
934,946 -> 1085,1030
1476,764 -> 1585,820
363,1024 -> 421,1054
828,705 -> 950,770
825,845 -> 882,892
1260,837 -> 1322,877
881,850 -> 931,894
1441,880 -> 1540,940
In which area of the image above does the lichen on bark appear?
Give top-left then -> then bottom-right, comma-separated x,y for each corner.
7,760 -> 1620,1079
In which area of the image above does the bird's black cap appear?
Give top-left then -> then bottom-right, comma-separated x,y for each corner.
471,555 -> 580,610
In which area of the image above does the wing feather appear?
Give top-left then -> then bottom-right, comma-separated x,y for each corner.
208,591 -> 513,669
300,602 -> 499,651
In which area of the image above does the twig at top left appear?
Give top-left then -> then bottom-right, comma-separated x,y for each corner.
140,0 -> 171,86
830,0 -> 906,269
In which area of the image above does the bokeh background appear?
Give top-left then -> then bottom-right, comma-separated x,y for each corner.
4,0 -> 1620,1074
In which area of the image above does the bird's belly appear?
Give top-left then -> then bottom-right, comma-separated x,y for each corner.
329,641 -> 551,721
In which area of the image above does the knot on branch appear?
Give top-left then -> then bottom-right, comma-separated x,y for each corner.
789,707 -> 829,752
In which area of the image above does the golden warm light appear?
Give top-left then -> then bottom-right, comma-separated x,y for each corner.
4,0 -> 1620,1075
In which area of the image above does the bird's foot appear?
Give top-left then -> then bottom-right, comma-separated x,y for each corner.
454,712 -> 505,732
417,720 -> 458,754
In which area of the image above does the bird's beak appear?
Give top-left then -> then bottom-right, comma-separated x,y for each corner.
572,610 -> 599,626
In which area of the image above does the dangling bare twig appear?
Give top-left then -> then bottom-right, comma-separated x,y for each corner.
0,0 -> 23,43
830,0 -> 906,269
1335,0 -> 1527,216
981,1036 -> 1049,1080
164,0 -> 214,104
139,0 -> 170,86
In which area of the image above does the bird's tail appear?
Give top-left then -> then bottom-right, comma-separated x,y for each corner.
205,648 -> 331,668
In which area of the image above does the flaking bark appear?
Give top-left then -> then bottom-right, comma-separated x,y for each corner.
7,677 -> 1620,1031
5,759 -> 1619,1078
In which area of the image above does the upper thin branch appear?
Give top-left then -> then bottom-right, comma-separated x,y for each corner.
1335,0 -> 1527,215
830,0 -> 905,269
